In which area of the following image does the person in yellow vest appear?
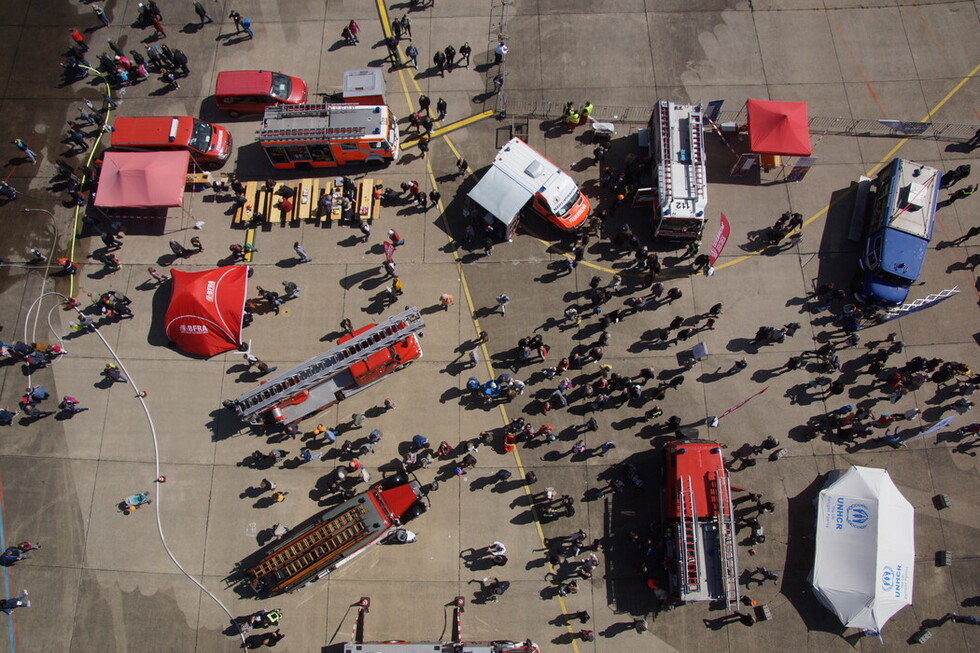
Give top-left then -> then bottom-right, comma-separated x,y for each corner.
566,108 -> 580,131
579,102 -> 594,125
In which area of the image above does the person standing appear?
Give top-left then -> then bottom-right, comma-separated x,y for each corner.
436,98 -> 447,121
11,139 -> 37,164
151,14 -> 166,38
400,15 -> 412,39
494,41 -> 508,65
444,44 -> 456,71
229,10 -> 243,33
433,50 -> 446,77
70,28 -> 88,52
496,293 -> 510,316
348,19 -> 360,44
459,42 -> 472,68
293,241 -> 310,263
241,15 -> 253,39
439,293 -> 454,310
93,4 -> 110,27
418,134 -> 430,159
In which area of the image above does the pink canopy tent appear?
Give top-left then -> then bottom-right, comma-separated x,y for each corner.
746,99 -> 812,157
164,266 -> 248,357
95,150 -> 190,208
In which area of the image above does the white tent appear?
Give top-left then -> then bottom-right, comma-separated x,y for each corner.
810,466 -> 914,632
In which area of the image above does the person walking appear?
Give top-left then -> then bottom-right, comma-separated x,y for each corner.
193,2 -> 213,26
492,73 -> 505,95
229,10 -> 243,32
0,590 -> 29,615
293,241 -> 310,263
439,293 -> 454,310
240,15 -> 253,39
400,14 -> 412,39
347,19 -> 360,44
405,44 -> 419,69
418,134 -> 430,159
60,396 -> 89,415
598,440 -> 616,456
11,139 -> 37,164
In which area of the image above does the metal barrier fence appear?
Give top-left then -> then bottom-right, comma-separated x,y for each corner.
501,100 -> 978,143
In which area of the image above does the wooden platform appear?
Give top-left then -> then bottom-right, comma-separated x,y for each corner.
232,178 -> 380,227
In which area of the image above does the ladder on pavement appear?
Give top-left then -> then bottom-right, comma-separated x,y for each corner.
881,286 -> 960,322
677,476 -> 701,595
229,307 -> 424,421
715,471 -> 740,607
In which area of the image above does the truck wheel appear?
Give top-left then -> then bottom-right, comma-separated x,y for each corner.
379,473 -> 408,490
401,500 -> 427,522
395,360 -> 414,371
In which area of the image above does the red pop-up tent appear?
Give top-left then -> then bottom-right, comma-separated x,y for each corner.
746,99 -> 812,156
164,266 -> 248,357
95,150 -> 190,208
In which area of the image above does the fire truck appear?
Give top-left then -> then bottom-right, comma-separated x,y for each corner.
662,439 -> 739,607
342,596 -> 540,653
648,100 -> 708,240
241,474 -> 428,595
226,308 -> 424,426
255,102 -> 400,169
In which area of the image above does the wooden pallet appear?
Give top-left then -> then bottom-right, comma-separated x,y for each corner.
233,181 -> 258,225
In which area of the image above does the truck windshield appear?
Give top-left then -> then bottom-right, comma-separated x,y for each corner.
189,119 -> 213,153
269,73 -> 292,100
872,268 -> 912,288
551,183 -> 580,216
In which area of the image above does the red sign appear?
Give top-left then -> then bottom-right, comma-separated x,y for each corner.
708,213 -> 731,265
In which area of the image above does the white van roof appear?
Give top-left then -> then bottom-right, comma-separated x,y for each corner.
468,138 -> 578,222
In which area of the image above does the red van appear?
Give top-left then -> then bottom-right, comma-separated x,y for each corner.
215,70 -> 309,117
110,116 -> 232,169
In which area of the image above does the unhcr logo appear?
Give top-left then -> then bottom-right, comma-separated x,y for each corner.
846,503 -> 870,529
881,566 -> 895,592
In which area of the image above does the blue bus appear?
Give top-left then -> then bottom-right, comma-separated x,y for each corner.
856,158 -> 941,305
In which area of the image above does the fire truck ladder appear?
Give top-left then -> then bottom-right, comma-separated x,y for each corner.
689,107 -> 706,198
265,102 -> 359,120
657,101 -> 673,198
677,475 -> 701,595
714,471 -> 740,607
229,307 -> 424,421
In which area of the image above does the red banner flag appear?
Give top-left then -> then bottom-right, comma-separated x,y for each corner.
383,242 -> 396,263
708,212 -> 731,265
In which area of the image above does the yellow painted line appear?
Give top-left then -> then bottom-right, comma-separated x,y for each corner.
379,6 -> 580,648
715,61 -> 980,271
401,110 -> 495,149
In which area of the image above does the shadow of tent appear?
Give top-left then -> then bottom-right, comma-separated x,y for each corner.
781,472 -> 847,637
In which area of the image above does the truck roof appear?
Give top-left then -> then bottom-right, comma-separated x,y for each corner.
882,158 -> 939,240
653,101 -> 708,220
488,137 -> 579,213
111,116 -> 195,148
256,103 -> 388,143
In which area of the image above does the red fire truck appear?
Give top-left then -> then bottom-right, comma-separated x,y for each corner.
648,100 -> 709,240
241,474 -> 428,595
255,102 -> 400,169
663,439 -> 740,607
226,308 -> 424,426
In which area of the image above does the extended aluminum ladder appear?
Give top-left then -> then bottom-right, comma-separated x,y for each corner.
715,471 -> 740,607
228,307 -> 424,421
656,101 -> 673,198
689,105 -> 706,198
677,476 -> 701,595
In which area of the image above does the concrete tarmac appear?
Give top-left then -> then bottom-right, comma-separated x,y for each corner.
0,1 -> 977,652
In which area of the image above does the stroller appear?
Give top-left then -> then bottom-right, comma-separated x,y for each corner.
120,491 -> 151,513
235,608 -> 282,634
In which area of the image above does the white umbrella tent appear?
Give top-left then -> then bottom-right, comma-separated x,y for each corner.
810,466 -> 915,632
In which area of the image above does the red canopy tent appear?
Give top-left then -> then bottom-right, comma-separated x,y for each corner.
746,99 -> 812,156
164,266 -> 248,357
95,150 -> 189,208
